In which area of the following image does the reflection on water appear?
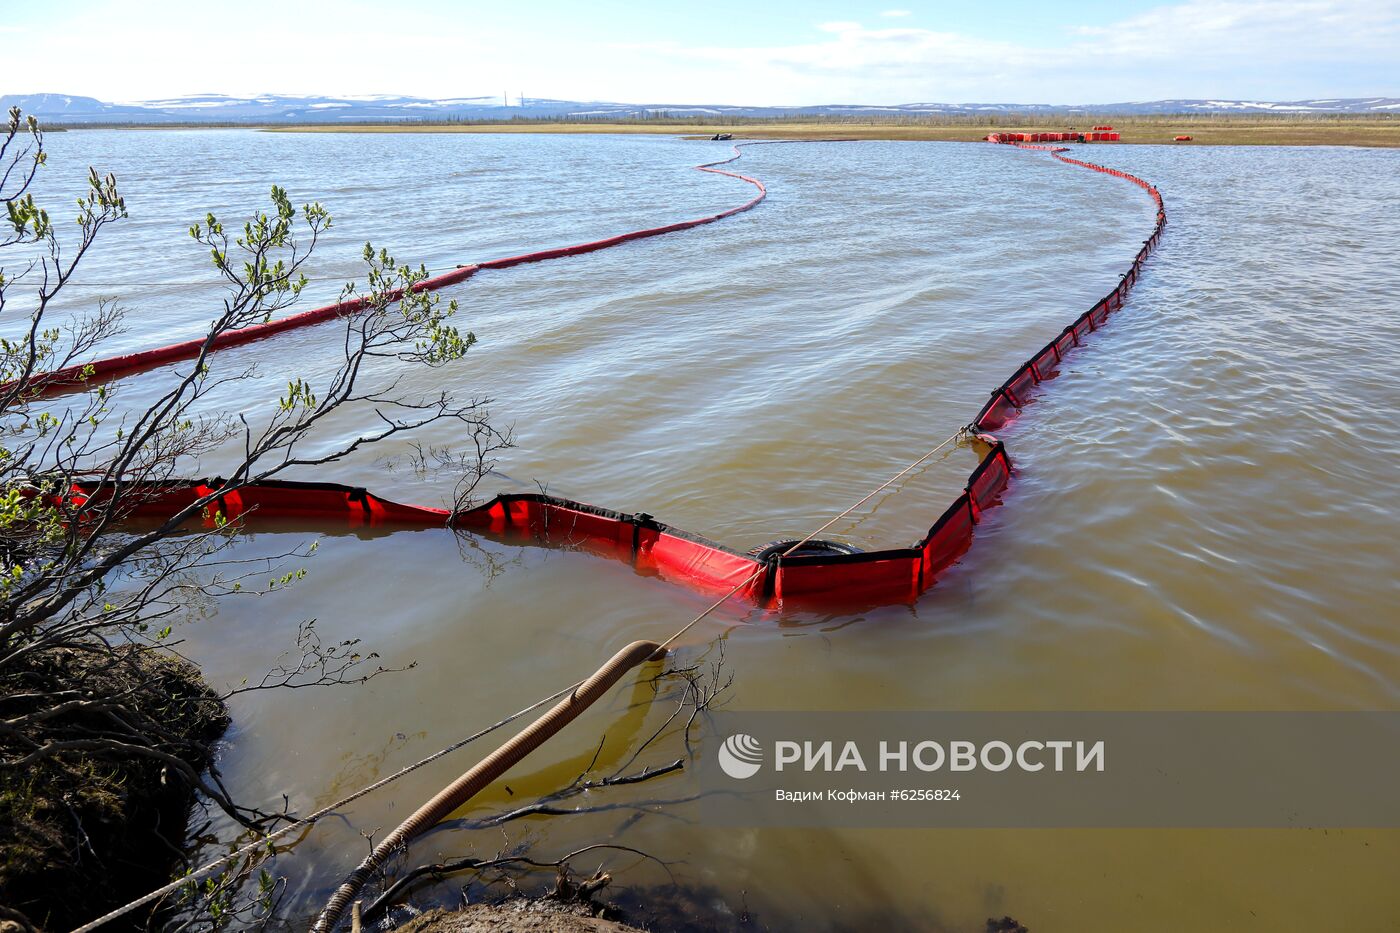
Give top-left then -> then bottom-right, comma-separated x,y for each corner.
20,131 -> 1400,931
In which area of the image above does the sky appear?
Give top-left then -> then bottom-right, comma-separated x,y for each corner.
2,0 -> 1397,104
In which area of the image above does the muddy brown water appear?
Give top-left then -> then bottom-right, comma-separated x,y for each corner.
17,131 -> 1400,930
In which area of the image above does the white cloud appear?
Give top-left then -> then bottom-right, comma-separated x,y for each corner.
1070,0 -> 1399,59
880,9 -> 913,16
619,0 -> 1399,102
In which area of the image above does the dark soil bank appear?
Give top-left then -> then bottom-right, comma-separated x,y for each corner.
0,647 -> 229,931
395,904 -> 644,933
393,905 -> 1031,933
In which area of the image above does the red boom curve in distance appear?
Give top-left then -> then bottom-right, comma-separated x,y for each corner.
13,141 -> 807,395
47,140 -> 1166,609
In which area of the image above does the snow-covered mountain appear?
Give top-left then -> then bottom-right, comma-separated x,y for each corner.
3,93 -> 1397,123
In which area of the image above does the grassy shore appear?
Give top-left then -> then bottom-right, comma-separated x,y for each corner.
257,117 -> 1400,147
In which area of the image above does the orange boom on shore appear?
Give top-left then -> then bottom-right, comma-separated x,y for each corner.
984,130 -> 1119,143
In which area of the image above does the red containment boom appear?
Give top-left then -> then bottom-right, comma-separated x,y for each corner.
34,138 -> 1165,608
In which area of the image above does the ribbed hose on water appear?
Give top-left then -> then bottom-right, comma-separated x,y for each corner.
311,639 -> 666,932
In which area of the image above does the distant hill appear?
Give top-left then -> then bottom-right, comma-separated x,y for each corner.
3,93 -> 1397,124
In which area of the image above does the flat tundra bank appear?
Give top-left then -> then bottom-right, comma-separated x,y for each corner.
260,117 -> 1400,147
